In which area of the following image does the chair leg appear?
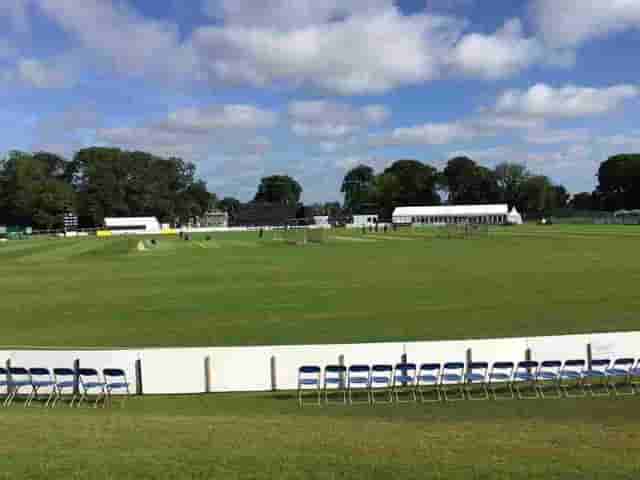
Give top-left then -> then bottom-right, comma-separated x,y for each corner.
44,389 -> 55,408
490,383 -> 514,400
418,386 -> 441,403
466,383 -> 489,400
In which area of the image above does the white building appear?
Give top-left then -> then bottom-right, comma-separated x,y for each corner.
392,204 -> 509,226
104,217 -> 161,235
351,214 -> 379,228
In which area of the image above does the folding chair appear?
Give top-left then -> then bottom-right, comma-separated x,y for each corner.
323,365 -> 346,405
606,358 -> 635,396
630,359 -> 640,394
535,361 -> 561,399
77,368 -> 106,408
440,362 -> 465,401
0,368 -> 9,407
27,368 -> 56,407
52,368 -> 77,407
393,363 -> 417,403
5,368 -> 32,407
370,365 -> 393,404
559,360 -> 586,398
513,361 -> 539,399
347,365 -> 371,404
582,359 -> 610,397
417,363 -> 441,403
465,362 -> 489,400
297,366 -> 321,407
103,369 -> 131,408
488,362 -> 514,400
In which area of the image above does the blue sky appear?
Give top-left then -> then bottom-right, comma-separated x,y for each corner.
1,0 -> 639,202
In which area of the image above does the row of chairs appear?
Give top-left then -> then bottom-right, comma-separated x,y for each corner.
298,358 -> 640,405
0,367 -> 130,408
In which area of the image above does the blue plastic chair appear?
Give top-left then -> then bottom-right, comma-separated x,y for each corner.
77,368 -> 106,408
297,366 -> 321,406
630,359 -> 640,394
465,362 -> 489,400
417,363 -> 441,403
606,358 -> 635,396
582,359 -> 610,396
393,363 -> 417,403
488,362 -> 515,400
440,362 -> 465,401
6,368 -> 32,407
513,361 -> 539,399
323,365 -> 346,405
535,361 -> 562,399
52,368 -> 77,407
559,360 -> 585,397
0,368 -> 10,407
348,365 -> 371,404
27,368 -> 56,407
103,369 -> 131,407
370,365 -> 393,404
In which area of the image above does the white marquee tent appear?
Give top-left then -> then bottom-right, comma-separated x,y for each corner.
104,217 -> 161,235
392,204 -> 509,225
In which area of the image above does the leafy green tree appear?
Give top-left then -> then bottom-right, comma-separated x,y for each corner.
219,197 -> 241,215
443,156 -> 500,204
253,175 -> 302,206
494,163 -> 530,208
596,154 -> 640,210
340,164 -> 375,213
381,159 -> 440,206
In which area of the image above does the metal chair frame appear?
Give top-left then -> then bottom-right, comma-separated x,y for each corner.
559,360 -> 586,398
5,368 -> 32,407
582,359 -> 611,397
52,368 -> 77,407
77,368 -> 106,408
0,368 -> 10,408
26,368 -> 56,407
440,362 -> 465,401
323,365 -> 347,405
513,361 -> 539,399
392,363 -> 417,403
103,369 -> 131,408
465,362 -> 489,400
488,362 -> 515,400
417,363 -> 441,403
297,366 -> 321,407
535,361 -> 562,399
605,358 -> 635,396
348,365 -> 371,405
369,365 -> 393,404
630,359 -> 640,394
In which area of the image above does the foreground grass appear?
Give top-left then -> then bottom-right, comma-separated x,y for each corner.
1,393 -> 639,479
1,225 -> 640,347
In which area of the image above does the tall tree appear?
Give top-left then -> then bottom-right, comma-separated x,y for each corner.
494,163 -> 530,208
218,197 -> 241,215
382,159 -> 440,206
596,154 -> 640,211
443,156 -> 500,204
340,164 -> 375,213
253,175 -> 302,206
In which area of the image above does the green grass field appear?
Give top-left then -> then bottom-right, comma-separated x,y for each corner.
1,225 -> 640,479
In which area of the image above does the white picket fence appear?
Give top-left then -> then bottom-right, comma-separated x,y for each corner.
2,331 -> 639,395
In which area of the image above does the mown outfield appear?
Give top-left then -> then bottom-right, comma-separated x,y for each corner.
1,225 -> 640,479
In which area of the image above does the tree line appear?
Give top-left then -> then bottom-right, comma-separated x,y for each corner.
340,157 -> 569,218
1,146 -> 639,229
0,148 -> 214,229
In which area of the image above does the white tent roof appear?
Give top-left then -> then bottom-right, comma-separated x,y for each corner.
393,204 -> 509,217
104,217 -> 160,227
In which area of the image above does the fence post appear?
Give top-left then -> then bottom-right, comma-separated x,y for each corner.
338,354 -> 345,389
270,356 -> 277,392
401,352 -> 408,387
204,356 -> 212,394
586,343 -> 593,371
5,359 -> 13,396
135,358 -> 143,395
73,358 -> 80,397
466,348 -> 473,370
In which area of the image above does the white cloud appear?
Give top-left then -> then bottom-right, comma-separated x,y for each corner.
372,121 -> 478,146
532,0 -> 640,47
289,100 -> 389,139
1,58 -> 76,89
36,0 -> 197,81
495,83 -> 639,119
193,8 -> 465,94
524,128 -> 590,145
204,0 -> 390,29
96,104 -> 276,160
452,19 -> 573,79
166,105 -> 278,133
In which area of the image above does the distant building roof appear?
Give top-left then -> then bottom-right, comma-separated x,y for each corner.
104,217 -> 160,227
392,204 -> 509,217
